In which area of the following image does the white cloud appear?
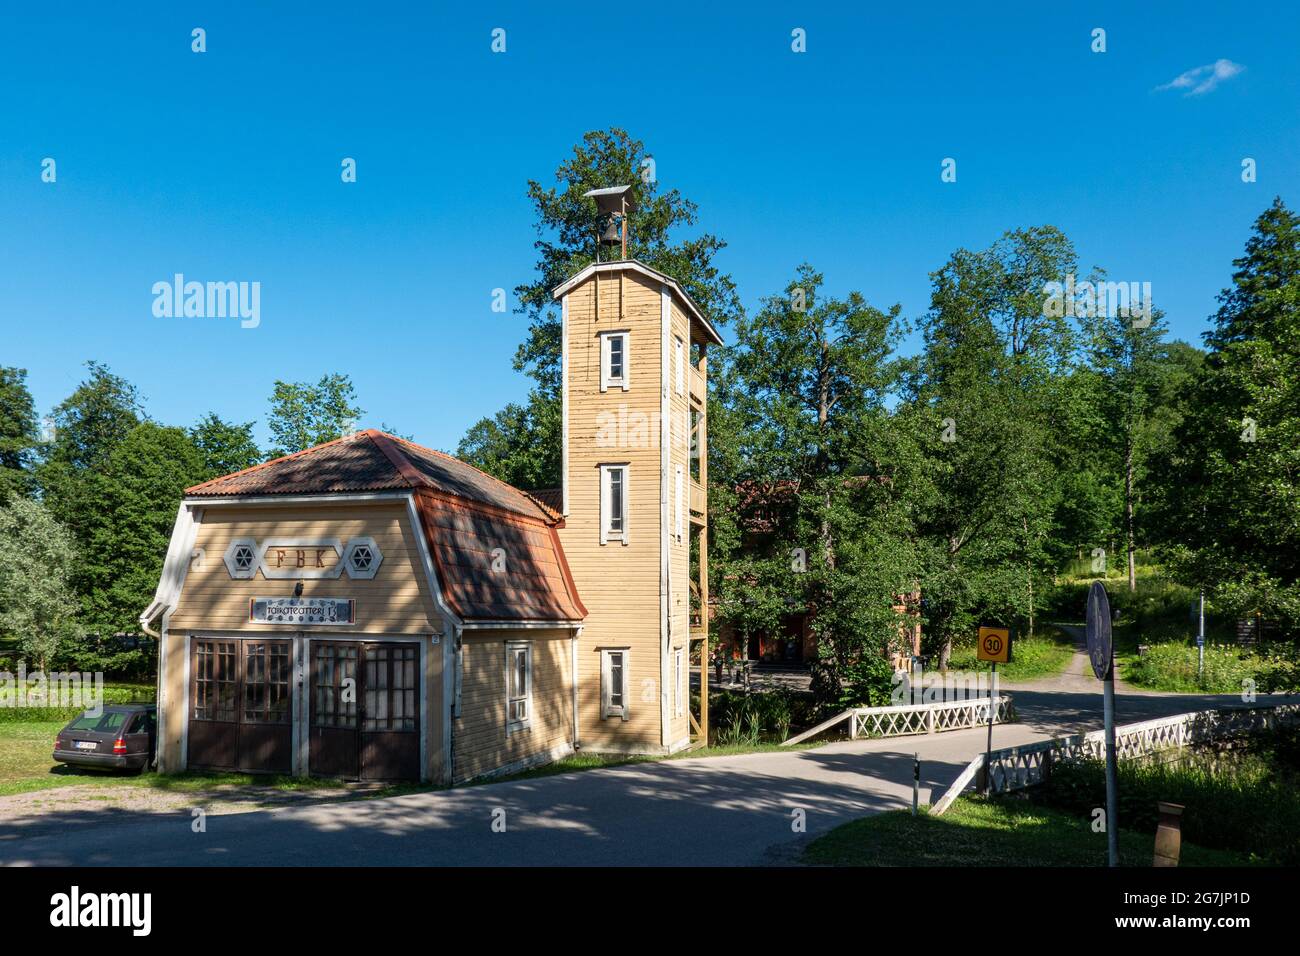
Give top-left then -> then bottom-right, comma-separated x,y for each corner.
1156,59 -> 1245,96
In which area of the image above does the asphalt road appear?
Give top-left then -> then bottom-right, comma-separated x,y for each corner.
3,640 -> 1292,866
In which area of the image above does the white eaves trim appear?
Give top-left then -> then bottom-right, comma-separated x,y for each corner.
550,260 -> 724,346
140,502 -> 200,627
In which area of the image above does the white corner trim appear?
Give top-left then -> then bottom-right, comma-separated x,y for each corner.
659,284 -> 671,748
141,502 -> 201,626
404,494 -> 462,634
562,292 -> 570,517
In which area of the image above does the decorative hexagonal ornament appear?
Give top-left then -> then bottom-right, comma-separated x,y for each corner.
223,538 -> 261,579
343,536 -> 382,579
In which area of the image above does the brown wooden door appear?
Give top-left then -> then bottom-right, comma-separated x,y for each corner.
188,639 -> 293,773
189,640 -> 240,769
310,642 -> 360,779
359,643 -> 420,781
239,641 -> 293,773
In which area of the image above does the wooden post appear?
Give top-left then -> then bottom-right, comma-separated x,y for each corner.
1153,802 -> 1184,867
696,344 -> 709,746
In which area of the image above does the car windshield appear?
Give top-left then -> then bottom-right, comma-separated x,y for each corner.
66,711 -> 131,734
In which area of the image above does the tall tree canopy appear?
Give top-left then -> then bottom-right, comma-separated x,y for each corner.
0,496 -> 81,670
711,266 -> 921,700
1156,198 -> 1300,632
266,373 -> 363,457
190,412 -> 262,478
37,361 -> 146,565
81,422 -> 208,634
0,366 -> 41,502
909,227 -> 1080,664
459,128 -> 740,489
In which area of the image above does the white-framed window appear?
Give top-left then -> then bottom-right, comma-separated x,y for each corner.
506,641 -> 531,733
674,646 -> 685,718
675,336 -> 685,396
600,331 -> 630,392
674,465 -> 684,543
601,648 -> 630,720
599,463 -> 629,545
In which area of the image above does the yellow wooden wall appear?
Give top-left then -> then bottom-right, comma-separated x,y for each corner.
159,500 -> 446,777
452,629 -> 575,783
560,269 -> 667,751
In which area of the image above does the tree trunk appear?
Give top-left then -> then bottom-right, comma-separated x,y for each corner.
1125,438 -> 1136,592
1024,516 -> 1035,637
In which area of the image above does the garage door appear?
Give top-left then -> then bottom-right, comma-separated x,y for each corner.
310,641 -> 420,781
188,638 -> 293,773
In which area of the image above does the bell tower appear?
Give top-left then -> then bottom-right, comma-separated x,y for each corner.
551,208 -> 720,754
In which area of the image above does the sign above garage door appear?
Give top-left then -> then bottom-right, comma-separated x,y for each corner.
250,597 -> 356,626
224,537 -> 383,581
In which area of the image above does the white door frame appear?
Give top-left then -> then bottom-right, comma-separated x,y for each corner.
183,630 -> 430,781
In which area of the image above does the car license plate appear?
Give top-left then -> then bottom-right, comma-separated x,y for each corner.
74,741 -> 97,750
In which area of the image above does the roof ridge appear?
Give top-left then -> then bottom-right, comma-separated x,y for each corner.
185,430 -> 375,494
365,429 -> 430,489
389,433 -> 562,523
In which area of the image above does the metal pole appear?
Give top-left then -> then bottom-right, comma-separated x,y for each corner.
1197,591 -> 1205,682
912,753 -> 920,815
1103,656 -> 1119,867
984,662 -> 996,796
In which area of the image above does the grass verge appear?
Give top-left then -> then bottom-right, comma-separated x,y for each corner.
948,630 -> 1075,683
804,795 -> 1255,866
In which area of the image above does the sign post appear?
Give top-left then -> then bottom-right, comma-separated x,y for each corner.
976,626 -> 1011,796
1086,581 -> 1119,868
1197,591 -> 1205,682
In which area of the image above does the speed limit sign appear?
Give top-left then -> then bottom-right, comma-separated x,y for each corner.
977,626 -> 1012,664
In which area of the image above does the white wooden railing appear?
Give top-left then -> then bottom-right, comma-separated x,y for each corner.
932,702 -> 1300,815
782,695 -> 1015,746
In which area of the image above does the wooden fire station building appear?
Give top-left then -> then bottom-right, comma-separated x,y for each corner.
142,259 -> 721,783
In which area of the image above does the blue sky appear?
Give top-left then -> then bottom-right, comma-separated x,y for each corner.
2,2 -> 1296,453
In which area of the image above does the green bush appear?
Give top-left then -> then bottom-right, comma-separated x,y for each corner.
1125,641 -> 1297,694
836,656 -> 896,709
0,682 -> 154,723
709,689 -> 807,746
1040,730 -> 1300,865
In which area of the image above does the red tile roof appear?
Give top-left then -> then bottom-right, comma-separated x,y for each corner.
415,492 -> 585,623
186,430 -> 559,521
185,430 -> 583,624
527,487 -> 563,514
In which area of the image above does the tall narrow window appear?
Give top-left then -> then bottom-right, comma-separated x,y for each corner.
675,336 -> 685,395
674,465 -> 684,543
600,331 -> 630,392
601,649 -> 630,720
600,464 -> 629,545
674,646 -> 685,718
506,642 -> 531,733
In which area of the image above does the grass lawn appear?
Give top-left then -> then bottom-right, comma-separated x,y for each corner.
0,718 -> 71,796
2,713 -> 820,798
948,629 -> 1075,682
0,717 -> 359,798
804,795 -> 1256,866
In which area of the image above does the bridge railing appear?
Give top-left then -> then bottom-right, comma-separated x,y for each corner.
932,701 -> 1300,815
782,695 -> 1015,747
